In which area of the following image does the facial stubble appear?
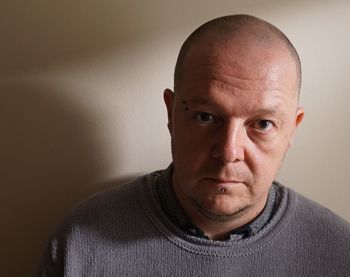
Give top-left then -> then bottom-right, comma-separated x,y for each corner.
171,136 -> 255,224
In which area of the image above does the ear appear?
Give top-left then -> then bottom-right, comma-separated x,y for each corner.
163,88 -> 175,134
295,107 -> 304,127
288,107 -> 304,147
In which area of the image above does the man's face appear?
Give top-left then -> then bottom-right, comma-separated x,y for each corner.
164,37 -> 304,223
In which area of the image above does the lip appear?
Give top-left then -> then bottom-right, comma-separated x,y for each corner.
203,177 -> 242,184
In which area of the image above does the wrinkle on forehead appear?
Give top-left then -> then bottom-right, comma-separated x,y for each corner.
181,63 -> 294,99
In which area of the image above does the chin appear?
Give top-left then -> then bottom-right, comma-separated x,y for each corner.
192,195 -> 251,222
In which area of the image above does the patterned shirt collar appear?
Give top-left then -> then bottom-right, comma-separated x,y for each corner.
156,164 -> 280,241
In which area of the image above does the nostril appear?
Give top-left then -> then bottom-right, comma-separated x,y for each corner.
211,144 -> 244,163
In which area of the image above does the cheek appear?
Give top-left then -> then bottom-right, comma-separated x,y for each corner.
172,129 -> 211,166
249,134 -> 291,179
171,123 -> 214,183
172,117 -> 212,154
254,124 -> 293,156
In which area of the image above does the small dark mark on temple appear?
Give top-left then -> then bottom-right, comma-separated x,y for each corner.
181,100 -> 189,111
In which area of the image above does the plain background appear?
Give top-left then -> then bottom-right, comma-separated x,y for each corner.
1,0 -> 349,275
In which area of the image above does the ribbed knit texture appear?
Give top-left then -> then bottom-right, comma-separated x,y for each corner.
39,169 -> 350,276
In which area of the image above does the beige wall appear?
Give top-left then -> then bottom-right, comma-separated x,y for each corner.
1,0 -> 349,275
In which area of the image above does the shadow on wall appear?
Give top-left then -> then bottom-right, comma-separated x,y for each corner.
0,80 -> 139,276
0,1 -> 163,275
0,0 -> 187,75
0,1 -> 172,275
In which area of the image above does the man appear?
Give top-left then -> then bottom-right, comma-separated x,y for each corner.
39,15 -> 350,276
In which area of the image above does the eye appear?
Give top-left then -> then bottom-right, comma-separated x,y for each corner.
195,112 -> 215,124
252,120 -> 274,132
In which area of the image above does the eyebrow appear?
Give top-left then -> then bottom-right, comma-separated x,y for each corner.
252,108 -> 287,118
185,96 -> 210,105
184,96 -> 287,118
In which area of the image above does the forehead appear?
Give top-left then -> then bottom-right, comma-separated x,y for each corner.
182,77 -> 291,119
179,33 -> 299,98
177,42 -> 298,116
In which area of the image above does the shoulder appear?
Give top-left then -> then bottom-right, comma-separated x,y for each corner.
284,187 -> 350,254
53,169 -> 165,235
293,190 -> 350,233
38,172 -> 162,275
62,173 -> 157,228
273,182 -> 350,233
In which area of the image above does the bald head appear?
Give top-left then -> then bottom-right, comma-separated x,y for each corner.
174,14 -> 301,94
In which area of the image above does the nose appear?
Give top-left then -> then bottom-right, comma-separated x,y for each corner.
211,121 -> 245,163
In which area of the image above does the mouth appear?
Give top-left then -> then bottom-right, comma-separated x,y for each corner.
201,177 -> 244,194
203,177 -> 243,184
199,177 -> 246,195
203,177 -> 243,186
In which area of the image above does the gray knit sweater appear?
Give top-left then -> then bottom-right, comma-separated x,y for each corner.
39,170 -> 350,276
